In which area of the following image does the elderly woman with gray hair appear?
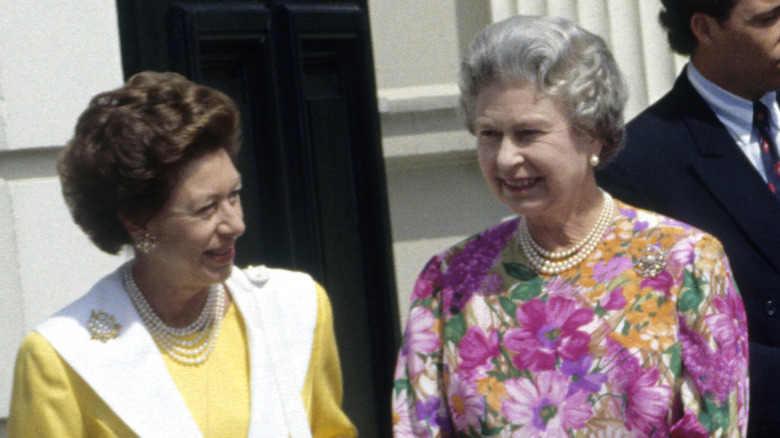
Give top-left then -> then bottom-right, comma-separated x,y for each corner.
392,15 -> 749,437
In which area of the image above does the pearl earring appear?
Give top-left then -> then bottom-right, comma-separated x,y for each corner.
589,154 -> 600,167
135,232 -> 157,254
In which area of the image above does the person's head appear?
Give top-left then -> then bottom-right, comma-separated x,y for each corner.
665,0 -> 780,100
460,15 -> 626,166
59,71 -> 244,264
459,15 -> 626,220
659,0 -> 738,56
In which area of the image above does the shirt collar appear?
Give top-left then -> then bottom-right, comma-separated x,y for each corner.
687,62 -> 780,142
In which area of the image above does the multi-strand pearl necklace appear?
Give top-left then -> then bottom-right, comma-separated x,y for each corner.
122,264 -> 226,365
519,191 -> 614,275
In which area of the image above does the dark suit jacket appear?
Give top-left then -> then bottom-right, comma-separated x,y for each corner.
598,70 -> 780,437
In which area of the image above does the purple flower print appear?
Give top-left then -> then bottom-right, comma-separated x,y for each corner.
448,374 -> 485,430
440,219 -> 518,312
502,372 -> 593,437
458,326 -> 500,378
620,206 -> 637,219
679,323 -> 733,403
560,355 -> 607,396
403,307 -> 440,377
592,257 -> 634,283
505,297 -> 594,372
412,256 -> 443,302
416,397 -> 440,422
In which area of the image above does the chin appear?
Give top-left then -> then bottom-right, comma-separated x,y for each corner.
203,265 -> 233,284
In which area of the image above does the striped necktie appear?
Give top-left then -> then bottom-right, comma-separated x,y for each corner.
753,100 -> 780,201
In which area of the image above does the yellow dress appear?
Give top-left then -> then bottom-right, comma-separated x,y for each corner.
8,283 -> 356,438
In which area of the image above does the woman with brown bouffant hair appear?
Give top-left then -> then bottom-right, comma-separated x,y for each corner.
8,71 -> 356,437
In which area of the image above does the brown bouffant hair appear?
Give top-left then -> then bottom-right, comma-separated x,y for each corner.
58,71 -> 241,254
659,0 -> 737,56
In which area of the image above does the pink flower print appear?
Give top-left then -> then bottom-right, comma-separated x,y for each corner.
640,269 -> 674,293
458,326 -> 500,378
666,239 -> 695,275
709,278 -> 749,429
592,257 -> 634,283
505,297 -> 594,372
403,307 -> 440,377
670,408 -> 708,438
601,287 -> 627,311
560,355 -> 607,396
412,256 -> 443,302
545,276 -> 581,299
448,374 -> 485,430
502,372 -> 592,437
392,390 -> 415,437
615,367 -> 672,436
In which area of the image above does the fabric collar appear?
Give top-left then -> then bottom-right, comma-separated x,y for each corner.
36,262 -> 317,437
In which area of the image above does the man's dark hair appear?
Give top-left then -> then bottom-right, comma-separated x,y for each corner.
659,0 -> 738,55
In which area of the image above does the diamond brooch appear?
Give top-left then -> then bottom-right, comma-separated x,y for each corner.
634,246 -> 666,278
88,310 -> 121,342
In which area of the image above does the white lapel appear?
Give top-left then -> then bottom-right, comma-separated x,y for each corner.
36,262 -> 202,438
35,263 -> 318,438
227,266 -> 316,438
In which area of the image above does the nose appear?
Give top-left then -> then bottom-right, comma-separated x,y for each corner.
496,134 -> 523,170
218,201 -> 245,238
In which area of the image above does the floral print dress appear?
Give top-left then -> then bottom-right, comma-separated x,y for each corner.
392,201 -> 748,437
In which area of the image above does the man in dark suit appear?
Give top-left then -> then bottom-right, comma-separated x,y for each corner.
597,0 -> 780,435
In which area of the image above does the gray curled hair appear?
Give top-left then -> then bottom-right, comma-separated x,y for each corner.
459,15 -> 628,163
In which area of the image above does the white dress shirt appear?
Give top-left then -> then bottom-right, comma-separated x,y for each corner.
687,63 -> 780,181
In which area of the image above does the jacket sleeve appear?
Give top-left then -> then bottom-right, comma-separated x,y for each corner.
672,235 -> 749,437
392,256 -> 450,437
302,283 -> 357,438
8,332 -> 86,437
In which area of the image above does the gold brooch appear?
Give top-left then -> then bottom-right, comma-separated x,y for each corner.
88,310 -> 121,342
634,246 -> 666,278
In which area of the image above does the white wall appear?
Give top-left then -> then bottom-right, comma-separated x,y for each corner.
0,0 -> 128,424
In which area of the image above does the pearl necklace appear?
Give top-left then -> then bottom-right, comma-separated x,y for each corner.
122,264 -> 226,365
519,191 -> 614,275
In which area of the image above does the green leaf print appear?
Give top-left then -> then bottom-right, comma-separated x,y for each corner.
664,342 -> 682,378
510,277 -> 544,301
499,296 -> 518,317
678,271 -> 704,312
393,378 -> 412,396
699,396 -> 730,434
445,313 -> 467,345
503,263 -> 537,281
480,420 -> 504,436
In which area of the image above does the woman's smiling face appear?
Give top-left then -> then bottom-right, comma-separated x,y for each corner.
474,81 -> 601,223
137,148 -> 245,290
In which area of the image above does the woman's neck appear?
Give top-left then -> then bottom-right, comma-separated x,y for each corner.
130,261 -> 214,328
525,185 -> 609,253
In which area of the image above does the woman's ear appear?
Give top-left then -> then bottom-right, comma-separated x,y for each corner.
118,213 -> 143,239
